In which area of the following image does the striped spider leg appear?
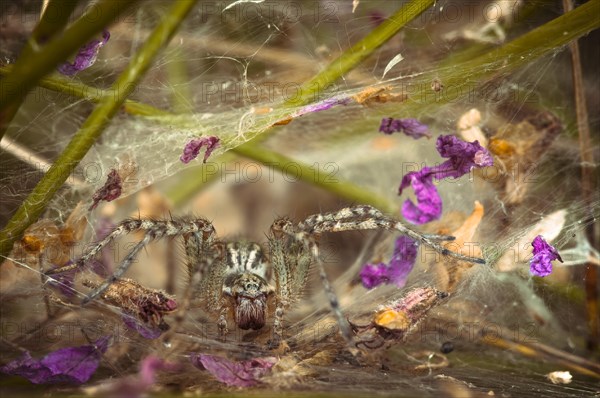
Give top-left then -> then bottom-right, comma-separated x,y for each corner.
45,218 -> 217,312
276,205 -> 486,349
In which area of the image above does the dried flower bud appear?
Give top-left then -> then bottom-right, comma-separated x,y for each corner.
180,136 -> 220,164
530,235 -> 562,277
58,30 -> 110,76
83,279 -> 177,338
89,169 -> 122,211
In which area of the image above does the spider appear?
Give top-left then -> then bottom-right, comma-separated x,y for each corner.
46,205 -> 485,349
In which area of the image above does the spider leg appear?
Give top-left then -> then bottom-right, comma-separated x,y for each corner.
46,219 -> 212,275
75,219 -> 214,305
163,229 -> 219,343
271,218 -> 355,349
271,301 -> 285,346
82,233 -> 153,304
268,219 -> 311,349
302,205 -> 454,241
300,205 -> 485,265
218,307 -> 228,341
296,230 -> 355,348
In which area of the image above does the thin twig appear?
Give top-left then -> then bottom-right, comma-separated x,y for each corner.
1,136 -> 85,187
563,0 -> 599,352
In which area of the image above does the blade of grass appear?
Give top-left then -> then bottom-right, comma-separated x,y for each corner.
0,0 -> 199,262
284,0 -> 435,107
232,144 -> 397,214
0,0 -> 139,140
165,46 -> 193,114
0,0 -> 80,138
407,0 -> 600,108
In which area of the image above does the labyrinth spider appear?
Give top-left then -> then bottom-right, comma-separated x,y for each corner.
46,205 -> 485,349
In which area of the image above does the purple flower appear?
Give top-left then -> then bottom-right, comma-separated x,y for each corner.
58,30 -> 110,76
360,236 -> 418,289
397,135 -> 493,224
360,263 -> 389,289
294,97 -> 350,117
180,136 -> 220,164
530,235 -> 563,277
398,167 -> 442,224
430,135 -> 493,179
122,314 -> 163,340
0,336 -> 110,384
379,118 -> 431,139
89,169 -> 122,211
191,354 -> 277,387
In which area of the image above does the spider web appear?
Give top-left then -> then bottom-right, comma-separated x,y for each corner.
1,1 -> 599,396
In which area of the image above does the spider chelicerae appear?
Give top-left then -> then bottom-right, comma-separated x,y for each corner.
46,204 -> 485,349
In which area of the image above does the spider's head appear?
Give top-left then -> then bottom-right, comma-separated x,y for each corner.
224,273 -> 274,330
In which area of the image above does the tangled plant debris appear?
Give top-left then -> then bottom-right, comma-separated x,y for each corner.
0,337 -> 111,385
0,1 -> 598,397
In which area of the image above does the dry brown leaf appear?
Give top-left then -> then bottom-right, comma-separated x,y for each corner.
488,112 -> 561,205
352,86 -> 407,106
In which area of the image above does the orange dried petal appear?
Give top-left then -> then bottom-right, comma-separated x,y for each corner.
488,138 -> 515,158
374,309 -> 410,331
21,235 -> 43,252
273,117 -> 293,126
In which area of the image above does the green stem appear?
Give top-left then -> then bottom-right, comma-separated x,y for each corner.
0,63 -> 398,211
163,153 -> 235,207
412,0 -> 600,108
284,0 -> 435,107
0,0 -> 80,138
233,144 -> 397,214
0,0 -> 199,262
0,0 -> 139,140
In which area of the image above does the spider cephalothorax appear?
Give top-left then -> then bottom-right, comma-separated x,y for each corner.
221,242 -> 275,330
47,205 -> 485,349
225,272 -> 273,330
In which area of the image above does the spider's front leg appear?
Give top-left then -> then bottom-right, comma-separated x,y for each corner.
162,227 -> 220,343
268,218 -> 353,351
300,205 -> 486,265
267,301 -> 290,352
47,218 -> 215,305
